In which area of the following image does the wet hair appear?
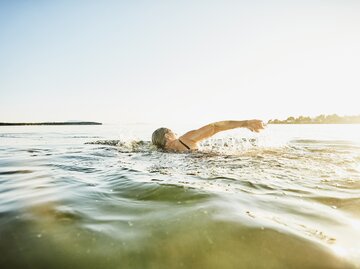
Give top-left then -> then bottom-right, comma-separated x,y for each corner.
152,127 -> 171,149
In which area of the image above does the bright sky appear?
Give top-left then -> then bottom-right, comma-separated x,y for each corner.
1,0 -> 359,125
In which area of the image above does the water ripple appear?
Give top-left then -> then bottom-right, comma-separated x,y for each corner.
1,126 -> 360,268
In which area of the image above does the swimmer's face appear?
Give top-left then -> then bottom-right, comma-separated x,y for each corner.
165,130 -> 177,142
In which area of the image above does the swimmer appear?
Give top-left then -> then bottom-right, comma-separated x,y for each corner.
152,120 -> 265,152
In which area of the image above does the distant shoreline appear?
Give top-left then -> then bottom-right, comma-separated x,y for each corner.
268,122 -> 360,124
0,122 -> 102,126
268,114 -> 360,124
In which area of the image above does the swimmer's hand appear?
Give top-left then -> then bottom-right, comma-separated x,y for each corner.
245,120 -> 265,133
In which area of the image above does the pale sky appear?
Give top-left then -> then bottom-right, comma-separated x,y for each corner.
1,0 -> 359,125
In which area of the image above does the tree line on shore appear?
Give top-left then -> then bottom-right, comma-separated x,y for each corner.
268,114 -> 360,124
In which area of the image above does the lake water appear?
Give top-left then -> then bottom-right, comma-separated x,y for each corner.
0,124 -> 359,269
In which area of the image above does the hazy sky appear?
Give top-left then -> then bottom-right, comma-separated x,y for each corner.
1,0 -> 359,125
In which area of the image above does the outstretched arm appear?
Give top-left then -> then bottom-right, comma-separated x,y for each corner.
179,120 -> 264,144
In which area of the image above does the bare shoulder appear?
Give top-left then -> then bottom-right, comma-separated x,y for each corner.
177,137 -> 198,150
166,139 -> 197,152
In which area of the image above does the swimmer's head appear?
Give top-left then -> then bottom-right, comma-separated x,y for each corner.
152,127 -> 174,149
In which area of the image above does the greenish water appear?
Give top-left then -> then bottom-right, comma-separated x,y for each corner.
0,124 -> 359,268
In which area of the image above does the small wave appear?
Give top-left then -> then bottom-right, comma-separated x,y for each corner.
85,139 -> 154,153
0,170 -> 33,175
291,139 -> 360,149
85,140 -> 122,146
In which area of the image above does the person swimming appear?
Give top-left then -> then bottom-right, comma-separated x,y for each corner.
152,120 -> 265,152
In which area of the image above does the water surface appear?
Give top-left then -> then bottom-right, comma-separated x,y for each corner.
0,124 -> 359,268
